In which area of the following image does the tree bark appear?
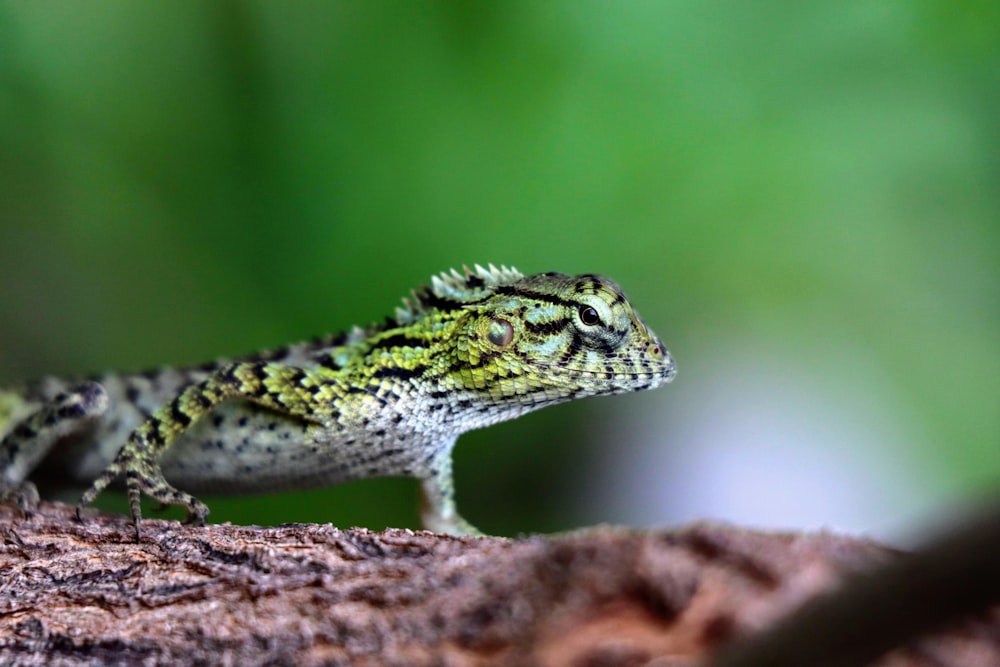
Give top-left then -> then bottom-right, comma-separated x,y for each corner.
0,503 -> 997,666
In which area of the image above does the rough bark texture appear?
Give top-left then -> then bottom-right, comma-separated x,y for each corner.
0,502 -> 997,666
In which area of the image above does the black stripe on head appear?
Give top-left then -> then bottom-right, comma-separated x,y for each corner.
494,285 -> 577,309
558,336 -> 583,364
523,318 -> 570,336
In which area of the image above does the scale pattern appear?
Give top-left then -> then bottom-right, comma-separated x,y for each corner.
0,265 -> 675,537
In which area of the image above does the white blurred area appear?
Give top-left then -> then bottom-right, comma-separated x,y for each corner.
581,338 -> 964,547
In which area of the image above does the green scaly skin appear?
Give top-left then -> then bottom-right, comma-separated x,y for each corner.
0,265 -> 675,538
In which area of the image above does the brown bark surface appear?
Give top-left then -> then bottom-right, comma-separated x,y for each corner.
0,502 -> 997,666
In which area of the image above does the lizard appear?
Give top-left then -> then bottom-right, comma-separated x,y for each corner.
0,264 -> 675,538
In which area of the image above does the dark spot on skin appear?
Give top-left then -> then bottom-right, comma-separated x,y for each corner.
267,422 -> 278,431
238,417 -> 249,428
212,415 -> 225,428
287,367 -> 307,386
146,422 -> 166,445
372,366 -> 426,381
316,353 -> 340,370
374,429 -> 386,437
125,385 -> 141,403
169,402 -> 193,428
220,365 -> 240,385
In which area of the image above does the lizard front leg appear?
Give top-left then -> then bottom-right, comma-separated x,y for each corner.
418,444 -> 483,537
1,382 -> 109,513
78,361 -> 340,538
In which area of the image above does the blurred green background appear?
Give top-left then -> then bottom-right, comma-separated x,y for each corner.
0,2 -> 996,541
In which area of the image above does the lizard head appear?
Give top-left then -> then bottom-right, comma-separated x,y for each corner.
407,265 -> 675,415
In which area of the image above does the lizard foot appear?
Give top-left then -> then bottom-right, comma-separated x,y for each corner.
79,450 -> 209,541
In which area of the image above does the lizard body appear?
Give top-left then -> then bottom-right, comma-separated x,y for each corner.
0,265 -> 675,536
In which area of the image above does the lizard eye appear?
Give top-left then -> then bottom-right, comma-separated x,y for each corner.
487,318 -> 514,347
579,306 -> 601,326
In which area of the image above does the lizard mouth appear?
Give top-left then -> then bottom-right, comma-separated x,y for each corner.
535,363 -> 676,383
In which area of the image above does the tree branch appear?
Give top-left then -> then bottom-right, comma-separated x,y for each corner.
1,503 -> 997,666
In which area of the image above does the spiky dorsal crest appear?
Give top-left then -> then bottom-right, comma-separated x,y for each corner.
393,264 -> 523,326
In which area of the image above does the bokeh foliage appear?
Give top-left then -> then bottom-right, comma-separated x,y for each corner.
0,2 -> 996,536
